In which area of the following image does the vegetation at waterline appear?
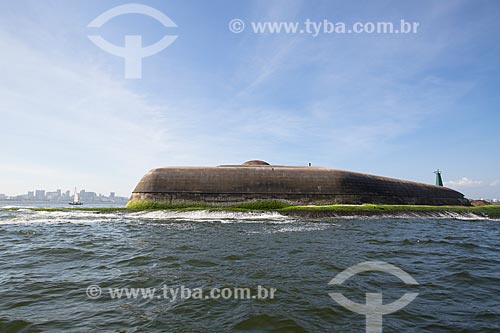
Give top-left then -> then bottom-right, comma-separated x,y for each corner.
3,201 -> 500,218
1,207 -> 127,213
124,200 -> 500,218
281,203 -> 500,218
123,200 -> 292,210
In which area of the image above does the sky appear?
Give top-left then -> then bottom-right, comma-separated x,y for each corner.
0,0 -> 499,198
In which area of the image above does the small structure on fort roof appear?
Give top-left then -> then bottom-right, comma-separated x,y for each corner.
127,161 -> 469,207
434,169 -> 444,186
242,160 -> 271,166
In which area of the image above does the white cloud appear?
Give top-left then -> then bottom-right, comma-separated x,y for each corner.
445,177 -> 483,188
0,1 -> 495,197
0,30 -> 189,196
228,0 -> 476,157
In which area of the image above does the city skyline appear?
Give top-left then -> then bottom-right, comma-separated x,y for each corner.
0,187 -> 128,202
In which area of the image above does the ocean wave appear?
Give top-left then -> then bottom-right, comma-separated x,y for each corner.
1,208 -> 499,225
0,209 -> 122,225
127,210 -> 290,222
308,212 -> 500,222
245,223 -> 333,234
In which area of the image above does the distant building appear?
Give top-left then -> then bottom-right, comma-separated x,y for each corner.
15,194 -> 28,200
80,190 -> 97,201
2,188 -> 127,203
46,190 -> 62,201
35,190 -> 46,201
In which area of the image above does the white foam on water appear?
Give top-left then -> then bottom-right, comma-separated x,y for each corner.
1,208 -> 294,225
435,211 -> 500,221
2,208 -> 498,225
0,209 -> 123,225
126,210 -> 289,222
246,223 -> 333,234
316,212 -> 500,222
374,211 -> 499,221
37,210 -> 118,218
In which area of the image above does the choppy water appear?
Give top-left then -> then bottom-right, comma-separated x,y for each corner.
1,207 -> 499,332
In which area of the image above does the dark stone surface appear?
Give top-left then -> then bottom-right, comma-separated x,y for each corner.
242,160 -> 270,166
129,163 -> 468,206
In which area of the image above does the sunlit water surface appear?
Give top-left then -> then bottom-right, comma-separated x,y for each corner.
1,206 -> 499,332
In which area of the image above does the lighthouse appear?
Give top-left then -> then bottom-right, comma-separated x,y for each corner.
434,169 -> 444,187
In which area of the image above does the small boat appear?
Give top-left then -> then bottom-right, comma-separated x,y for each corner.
69,187 -> 83,205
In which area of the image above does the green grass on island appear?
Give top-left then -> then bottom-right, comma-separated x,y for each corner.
3,200 -> 500,218
125,200 -> 292,211
282,203 -> 500,218
123,200 -> 500,218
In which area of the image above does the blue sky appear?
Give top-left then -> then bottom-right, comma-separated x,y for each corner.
0,0 -> 499,198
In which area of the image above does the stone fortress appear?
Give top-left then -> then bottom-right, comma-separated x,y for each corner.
127,160 -> 469,206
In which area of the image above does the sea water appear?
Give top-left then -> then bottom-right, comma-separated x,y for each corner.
0,206 -> 499,332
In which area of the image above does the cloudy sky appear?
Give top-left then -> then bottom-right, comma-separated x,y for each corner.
1,0 -> 499,198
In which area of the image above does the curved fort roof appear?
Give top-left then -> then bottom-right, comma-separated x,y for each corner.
129,160 -> 468,206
